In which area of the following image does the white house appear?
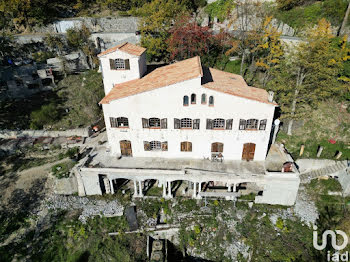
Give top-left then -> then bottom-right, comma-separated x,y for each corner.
98,42 -> 278,161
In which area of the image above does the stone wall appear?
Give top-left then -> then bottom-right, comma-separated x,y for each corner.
0,127 -> 92,139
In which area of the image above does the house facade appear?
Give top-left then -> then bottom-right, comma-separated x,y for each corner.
98,43 -> 278,161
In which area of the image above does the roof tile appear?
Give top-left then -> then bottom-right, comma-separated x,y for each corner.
98,42 -> 146,57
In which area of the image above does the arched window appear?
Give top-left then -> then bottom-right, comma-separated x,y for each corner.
201,94 -> 206,104
246,119 -> 258,130
211,142 -> 224,153
213,118 -> 225,129
191,94 -> 196,104
209,96 -> 214,106
180,118 -> 192,128
181,141 -> 192,152
183,96 -> 189,106
149,118 -> 161,128
150,141 -> 161,150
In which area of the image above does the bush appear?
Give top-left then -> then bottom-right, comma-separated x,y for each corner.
30,103 -> 60,130
276,0 -> 305,11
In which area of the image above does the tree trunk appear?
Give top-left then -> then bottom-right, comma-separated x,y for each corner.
287,89 -> 298,135
240,52 -> 245,75
338,2 -> 350,36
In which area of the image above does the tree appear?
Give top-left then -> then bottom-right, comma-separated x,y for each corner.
66,25 -> 96,69
138,0 -> 187,61
45,34 -> 65,56
167,15 -> 212,61
268,19 -> 345,135
276,0 -> 305,11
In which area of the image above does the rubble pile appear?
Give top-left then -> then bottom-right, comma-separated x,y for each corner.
46,195 -> 124,223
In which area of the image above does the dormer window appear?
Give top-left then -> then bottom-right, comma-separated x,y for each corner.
109,59 -> 130,70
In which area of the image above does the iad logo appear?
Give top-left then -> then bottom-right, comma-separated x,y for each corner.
313,226 -> 349,261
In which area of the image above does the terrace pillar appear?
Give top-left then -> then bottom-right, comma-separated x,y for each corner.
167,181 -> 172,198
133,180 -> 138,197
162,181 -> 167,198
109,179 -> 114,194
227,183 -> 231,192
193,182 -> 197,199
197,182 -> 202,199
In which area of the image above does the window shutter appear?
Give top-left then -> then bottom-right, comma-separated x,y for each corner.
144,141 -> 151,151
239,119 -> 246,130
109,59 -> 115,70
226,119 -> 233,130
211,143 -> 217,152
142,118 -> 149,128
110,117 -> 117,127
124,59 -> 130,70
161,141 -> 168,151
259,119 -> 267,130
206,119 -> 213,129
161,118 -> 167,129
174,118 -> 180,129
188,142 -> 192,152
193,119 -> 200,129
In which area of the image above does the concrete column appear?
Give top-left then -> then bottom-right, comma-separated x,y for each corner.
103,177 -> 111,194
227,183 -> 231,192
109,179 -> 114,194
167,181 -> 172,198
138,181 -> 143,197
162,181 -> 167,198
197,182 -> 202,199
133,180 -> 138,197
193,182 -> 197,199
272,119 -> 280,144
233,183 -> 236,192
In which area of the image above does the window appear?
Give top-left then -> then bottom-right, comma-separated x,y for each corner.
211,142 -> 223,153
193,119 -> 200,129
183,96 -> 189,106
150,141 -> 161,150
144,141 -> 168,151
206,119 -> 213,129
110,117 -> 129,128
209,96 -> 214,106
201,94 -> 206,104
246,119 -> 258,130
142,118 -> 167,129
191,94 -> 196,104
115,58 -> 125,69
149,118 -> 161,128
181,118 -> 192,128
181,141 -> 192,152
239,119 -> 246,130
109,59 -> 130,70
226,119 -> 233,130
259,119 -> 267,130
213,118 -> 225,129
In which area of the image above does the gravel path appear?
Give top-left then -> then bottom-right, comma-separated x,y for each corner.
46,195 -> 124,223
294,185 -> 318,225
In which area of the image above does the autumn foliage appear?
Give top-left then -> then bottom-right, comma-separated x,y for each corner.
167,16 -> 212,61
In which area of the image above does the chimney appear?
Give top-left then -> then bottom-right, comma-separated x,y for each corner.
268,91 -> 274,103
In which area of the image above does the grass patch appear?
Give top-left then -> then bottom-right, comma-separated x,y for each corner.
145,185 -> 163,196
51,161 -> 75,179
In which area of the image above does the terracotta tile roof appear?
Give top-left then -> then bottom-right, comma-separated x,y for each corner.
100,56 -> 203,104
202,67 -> 278,105
97,42 -> 146,57
100,56 -> 277,106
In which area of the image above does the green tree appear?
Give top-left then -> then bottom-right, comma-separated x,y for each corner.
138,0 -> 187,61
45,34 -> 65,56
66,25 -> 96,69
268,19 -> 345,135
30,103 -> 59,129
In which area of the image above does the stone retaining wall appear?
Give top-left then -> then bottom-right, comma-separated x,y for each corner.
0,127 -> 92,139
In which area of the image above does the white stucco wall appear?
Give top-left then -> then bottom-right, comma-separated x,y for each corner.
102,76 -> 276,161
99,50 -> 146,95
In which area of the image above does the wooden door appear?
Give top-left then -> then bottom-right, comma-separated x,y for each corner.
120,140 -> 132,156
242,143 -> 255,161
211,142 -> 223,152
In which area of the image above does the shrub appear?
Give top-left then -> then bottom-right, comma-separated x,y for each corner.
30,103 -> 59,130
276,0 -> 305,11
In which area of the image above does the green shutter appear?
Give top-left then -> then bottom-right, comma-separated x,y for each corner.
124,59 -> 130,70
109,59 -> 115,70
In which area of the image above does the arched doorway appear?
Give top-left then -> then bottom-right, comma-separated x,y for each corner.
120,140 -> 132,156
242,143 -> 255,161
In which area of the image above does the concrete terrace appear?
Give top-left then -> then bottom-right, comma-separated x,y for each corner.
86,147 -> 266,175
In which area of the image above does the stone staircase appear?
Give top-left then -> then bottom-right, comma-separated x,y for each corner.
300,160 -> 348,183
